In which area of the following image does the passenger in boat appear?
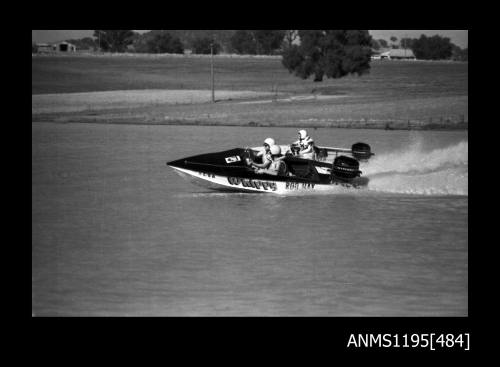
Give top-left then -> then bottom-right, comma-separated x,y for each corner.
250,145 -> 287,176
291,129 -> 316,160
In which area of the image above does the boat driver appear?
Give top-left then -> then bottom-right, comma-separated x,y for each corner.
254,137 -> 275,163
249,145 -> 287,176
291,129 -> 315,160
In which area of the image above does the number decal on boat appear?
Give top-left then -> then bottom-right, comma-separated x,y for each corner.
285,181 -> 315,190
198,172 -> 215,178
225,156 -> 241,164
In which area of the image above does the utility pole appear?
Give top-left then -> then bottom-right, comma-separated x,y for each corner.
404,33 -> 407,57
210,41 -> 215,103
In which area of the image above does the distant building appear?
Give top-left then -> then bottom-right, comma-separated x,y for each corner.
34,41 -> 77,53
35,43 -> 53,53
380,48 -> 416,60
54,41 -> 76,52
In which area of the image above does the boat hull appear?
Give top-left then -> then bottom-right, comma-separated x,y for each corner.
170,166 -> 367,194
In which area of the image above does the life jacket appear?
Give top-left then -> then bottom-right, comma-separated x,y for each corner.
294,136 -> 314,150
300,136 -> 314,149
257,159 -> 287,176
294,136 -> 315,159
256,150 -> 272,164
300,150 -> 316,160
263,152 -> 272,163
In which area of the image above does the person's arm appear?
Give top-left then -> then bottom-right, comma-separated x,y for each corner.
251,157 -> 272,169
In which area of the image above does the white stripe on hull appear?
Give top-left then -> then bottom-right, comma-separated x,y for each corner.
170,166 -> 337,194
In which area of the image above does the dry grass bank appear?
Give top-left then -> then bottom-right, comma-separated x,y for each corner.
32,55 -> 468,130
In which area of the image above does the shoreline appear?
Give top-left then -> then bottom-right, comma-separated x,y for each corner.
31,52 -> 468,63
32,118 -> 468,131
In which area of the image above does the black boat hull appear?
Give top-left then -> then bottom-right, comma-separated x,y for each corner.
167,148 -> 368,194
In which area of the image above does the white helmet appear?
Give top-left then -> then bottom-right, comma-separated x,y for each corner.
264,137 -> 275,146
298,130 -> 307,139
270,145 -> 281,155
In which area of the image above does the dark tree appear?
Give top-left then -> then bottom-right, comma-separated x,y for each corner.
32,43 -> 38,53
253,30 -> 286,54
93,30 -> 135,52
400,37 -> 414,49
66,37 -> 98,50
146,32 -> 184,54
281,30 -> 372,82
390,36 -> 399,49
377,39 -> 388,48
370,39 -> 381,50
191,37 -> 221,54
283,30 -> 298,48
230,30 -> 257,54
460,47 -> 468,61
411,34 -> 453,60
230,30 -> 286,55
451,44 -> 468,61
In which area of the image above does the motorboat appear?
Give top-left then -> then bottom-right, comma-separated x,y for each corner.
167,142 -> 374,194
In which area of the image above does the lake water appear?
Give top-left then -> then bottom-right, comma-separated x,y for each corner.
32,123 -> 468,316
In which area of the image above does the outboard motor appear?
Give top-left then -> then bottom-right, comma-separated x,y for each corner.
331,155 -> 361,181
351,142 -> 373,161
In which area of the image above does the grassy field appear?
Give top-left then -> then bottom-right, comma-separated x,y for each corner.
32,54 -> 468,129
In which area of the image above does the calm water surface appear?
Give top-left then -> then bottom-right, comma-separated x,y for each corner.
32,123 -> 468,316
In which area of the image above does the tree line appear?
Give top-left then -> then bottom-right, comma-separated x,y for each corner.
54,30 -> 288,55
37,30 -> 466,62
50,30 -> 291,55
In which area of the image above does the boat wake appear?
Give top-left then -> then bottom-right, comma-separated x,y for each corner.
363,140 -> 468,196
